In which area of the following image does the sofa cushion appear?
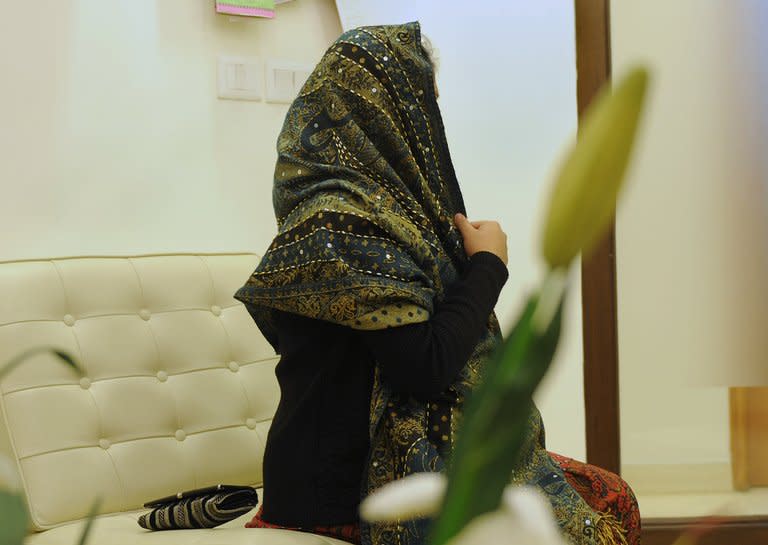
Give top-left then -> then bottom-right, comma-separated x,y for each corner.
24,508 -> 351,545
0,254 -> 280,530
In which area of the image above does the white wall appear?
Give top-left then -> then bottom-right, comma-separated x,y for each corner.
335,1 -> 584,459
0,0 -> 341,260
613,1 -> 768,469
0,0 -> 585,459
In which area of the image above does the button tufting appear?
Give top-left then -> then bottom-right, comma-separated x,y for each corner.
228,361 -> 240,373
175,429 -> 186,442
63,314 -> 75,327
79,377 -> 91,390
156,370 -> 168,382
99,439 -> 111,450
211,305 -> 222,317
245,418 -> 257,429
139,309 -> 151,321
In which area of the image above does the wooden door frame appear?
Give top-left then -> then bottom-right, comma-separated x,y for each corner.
575,0 -> 620,478
575,1 -> 768,543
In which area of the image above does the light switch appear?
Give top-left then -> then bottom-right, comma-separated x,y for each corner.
218,56 -> 262,101
274,68 -> 294,99
294,70 -> 312,90
266,60 -> 315,104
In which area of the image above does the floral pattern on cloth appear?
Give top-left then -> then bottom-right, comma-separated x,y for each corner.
550,453 -> 641,545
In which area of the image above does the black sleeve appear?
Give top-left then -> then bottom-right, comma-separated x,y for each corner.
358,251 -> 508,400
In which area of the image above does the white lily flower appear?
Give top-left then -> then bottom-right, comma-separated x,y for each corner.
0,454 -> 22,493
447,504 -> 566,545
360,474 -> 567,545
359,472 -> 446,522
501,486 -> 568,544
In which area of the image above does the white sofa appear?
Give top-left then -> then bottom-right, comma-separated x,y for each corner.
0,254 -> 348,545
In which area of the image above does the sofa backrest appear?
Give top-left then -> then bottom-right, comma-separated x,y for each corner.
0,254 -> 278,529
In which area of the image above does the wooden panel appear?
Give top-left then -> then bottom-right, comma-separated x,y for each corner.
643,516 -> 768,545
731,387 -> 750,490
746,388 -> 768,486
732,387 -> 768,488
574,0 -> 621,475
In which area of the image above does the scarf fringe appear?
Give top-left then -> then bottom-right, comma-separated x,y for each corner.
594,511 -> 629,545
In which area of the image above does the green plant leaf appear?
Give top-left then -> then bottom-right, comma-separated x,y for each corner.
541,66 -> 650,269
76,498 -> 102,545
429,287 -> 565,545
0,347 -> 82,380
52,350 -> 79,370
0,491 -> 28,545
0,350 -> 82,545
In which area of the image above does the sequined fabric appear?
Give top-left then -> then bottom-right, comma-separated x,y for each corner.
551,453 -> 641,545
235,22 -> 632,545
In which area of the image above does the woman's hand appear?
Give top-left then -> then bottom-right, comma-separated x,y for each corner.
454,213 -> 508,265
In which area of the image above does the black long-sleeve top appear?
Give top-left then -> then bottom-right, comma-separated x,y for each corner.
258,251 -> 508,527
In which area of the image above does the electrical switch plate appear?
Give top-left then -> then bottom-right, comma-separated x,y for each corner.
265,60 -> 315,104
293,69 -> 312,90
217,56 -> 262,101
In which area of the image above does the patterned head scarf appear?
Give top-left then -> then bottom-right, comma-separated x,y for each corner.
236,22 -> 621,545
236,22 -> 471,344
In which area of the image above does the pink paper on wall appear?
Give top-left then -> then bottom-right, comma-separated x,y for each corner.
216,1 -> 275,19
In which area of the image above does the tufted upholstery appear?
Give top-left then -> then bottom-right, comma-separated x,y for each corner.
0,254 -> 348,545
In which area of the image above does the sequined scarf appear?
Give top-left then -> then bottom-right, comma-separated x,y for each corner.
235,22 -> 621,545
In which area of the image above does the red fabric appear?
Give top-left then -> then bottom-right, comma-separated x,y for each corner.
245,506 -> 361,544
550,452 -> 642,545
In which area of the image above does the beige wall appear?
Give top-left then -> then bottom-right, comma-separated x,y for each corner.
334,0 -> 585,459
1,0 -> 587,458
0,0 -> 341,260
613,2 -> 768,469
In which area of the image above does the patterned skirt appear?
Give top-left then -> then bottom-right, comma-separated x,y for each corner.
550,453 -> 641,545
245,454 -> 640,545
